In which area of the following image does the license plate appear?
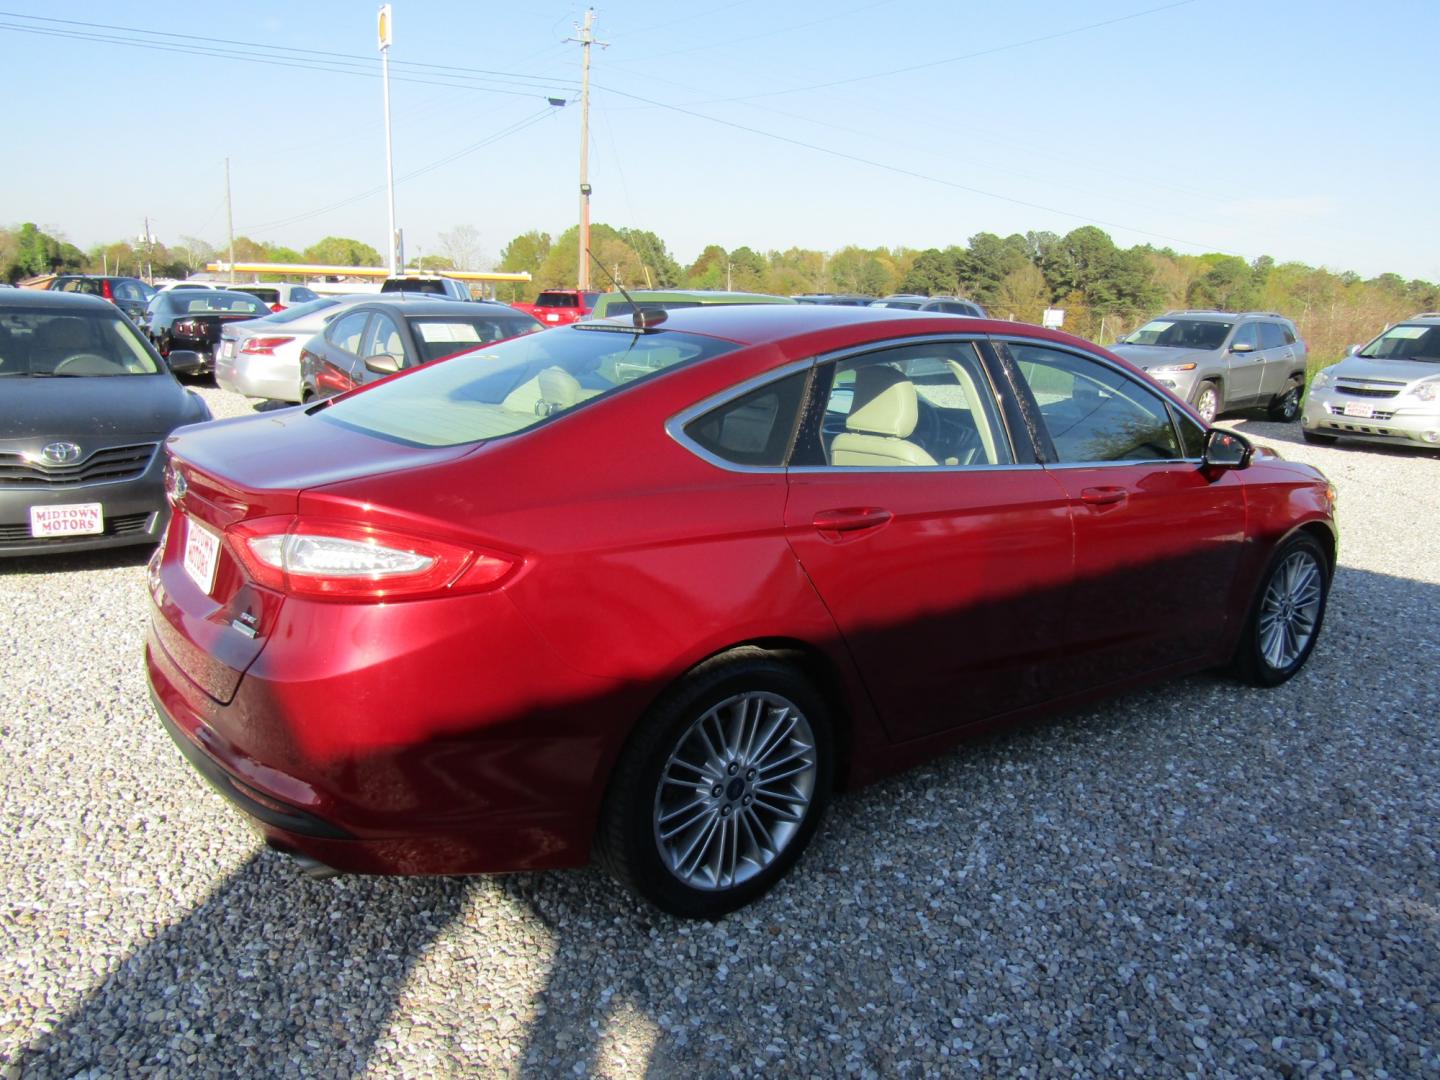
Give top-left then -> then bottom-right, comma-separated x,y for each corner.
183,517 -> 221,594
30,503 -> 103,537
1342,401 -> 1375,419
220,341 -> 234,359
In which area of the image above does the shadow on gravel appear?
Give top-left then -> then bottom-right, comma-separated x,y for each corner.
14,851 -> 471,1077
11,571 -> 1440,1076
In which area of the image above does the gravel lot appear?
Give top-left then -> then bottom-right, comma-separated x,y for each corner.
2,385 -> 1437,1078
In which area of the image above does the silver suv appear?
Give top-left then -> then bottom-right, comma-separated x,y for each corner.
1111,310 -> 1308,423
1301,312 -> 1440,450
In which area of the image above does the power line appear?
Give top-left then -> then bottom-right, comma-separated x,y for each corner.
0,10 -> 580,90
0,20 -> 576,100
591,81 -> 1237,255
676,0 -> 1200,104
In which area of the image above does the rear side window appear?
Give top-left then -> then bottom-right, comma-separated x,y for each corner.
684,370 -> 809,467
1258,322 -> 1287,349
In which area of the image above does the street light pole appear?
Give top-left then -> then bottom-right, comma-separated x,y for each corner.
379,4 -> 398,277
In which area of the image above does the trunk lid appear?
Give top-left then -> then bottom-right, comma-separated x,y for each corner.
153,406 -> 475,703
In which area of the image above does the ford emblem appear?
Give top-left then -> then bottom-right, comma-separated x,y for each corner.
40,442 -> 82,465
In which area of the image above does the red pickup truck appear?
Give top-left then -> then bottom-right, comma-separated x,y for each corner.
511,289 -> 600,326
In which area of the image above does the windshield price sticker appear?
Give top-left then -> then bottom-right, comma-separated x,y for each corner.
30,503 -> 103,537
183,516 -> 221,594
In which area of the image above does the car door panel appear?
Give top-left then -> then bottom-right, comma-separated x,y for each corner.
1225,322 -> 1263,404
998,340 -> 1249,693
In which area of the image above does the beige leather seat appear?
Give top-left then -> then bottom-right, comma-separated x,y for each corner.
830,366 -> 937,467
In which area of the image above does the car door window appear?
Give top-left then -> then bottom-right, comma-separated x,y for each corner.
114,281 -> 141,302
358,313 -> 403,362
1258,322 -> 1287,349
683,370 -> 810,467
810,342 -> 1012,467
1231,322 -> 1259,350
328,311 -> 371,355
1005,343 -> 1182,463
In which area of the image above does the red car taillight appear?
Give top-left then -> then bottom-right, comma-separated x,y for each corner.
239,336 -> 296,355
227,516 -> 515,601
270,303 -> 285,313
101,279 -> 114,300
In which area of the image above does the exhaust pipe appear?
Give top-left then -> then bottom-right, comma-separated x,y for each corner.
266,839 -> 342,880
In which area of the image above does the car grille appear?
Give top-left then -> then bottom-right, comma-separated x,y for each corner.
0,511 -> 154,548
0,443 -> 158,487
1334,383 -> 1401,399
1326,405 -> 1396,421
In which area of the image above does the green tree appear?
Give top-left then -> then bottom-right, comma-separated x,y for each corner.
618,228 -> 682,287
898,248 -> 958,296
303,236 -> 383,267
960,233 -> 1029,306
726,246 -> 766,291
496,229 -> 552,300
827,246 -> 896,296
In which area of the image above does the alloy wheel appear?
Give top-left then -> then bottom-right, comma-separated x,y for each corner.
1257,548 -> 1324,670
653,691 -> 817,892
1194,383 -> 1220,424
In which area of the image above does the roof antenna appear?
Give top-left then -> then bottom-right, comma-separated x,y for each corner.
586,248 -> 665,328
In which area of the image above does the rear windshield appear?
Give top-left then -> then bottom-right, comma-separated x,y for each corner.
409,314 -> 542,362
233,286 -> 279,303
0,308 -> 162,376
599,300 -> 703,317
534,292 -> 580,307
319,325 -> 740,448
178,292 -> 270,315
265,297 -> 340,323
382,279 -> 447,294
1122,319 -> 1232,349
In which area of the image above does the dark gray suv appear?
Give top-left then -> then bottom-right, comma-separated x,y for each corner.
1112,310 -> 1308,423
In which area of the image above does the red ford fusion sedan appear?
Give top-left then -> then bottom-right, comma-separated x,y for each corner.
145,305 -> 1336,917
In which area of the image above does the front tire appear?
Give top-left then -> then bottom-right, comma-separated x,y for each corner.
597,651 -> 834,919
1232,534 -> 1330,687
1192,380 -> 1221,425
1268,381 -> 1302,421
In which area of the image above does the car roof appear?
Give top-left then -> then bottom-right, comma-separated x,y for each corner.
612,300 -> 1099,352
0,289 -> 115,312
353,298 -> 529,316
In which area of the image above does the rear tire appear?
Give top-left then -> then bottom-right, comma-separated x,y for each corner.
596,650 -> 833,919
1232,533 -> 1330,687
1191,380 -> 1221,425
1267,382 -> 1302,421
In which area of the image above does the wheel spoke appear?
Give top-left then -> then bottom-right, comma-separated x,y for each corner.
660,801 -> 713,842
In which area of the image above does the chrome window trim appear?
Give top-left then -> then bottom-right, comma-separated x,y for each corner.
787,463 -> 1048,476
667,333 -> 1017,475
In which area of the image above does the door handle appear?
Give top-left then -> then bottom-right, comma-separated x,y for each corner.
812,507 -> 893,538
1079,486 -> 1127,506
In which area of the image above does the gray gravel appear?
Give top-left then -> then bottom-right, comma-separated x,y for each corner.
2,388 -> 1437,1078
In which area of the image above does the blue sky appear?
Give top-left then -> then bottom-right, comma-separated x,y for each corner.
3,0 -> 1436,280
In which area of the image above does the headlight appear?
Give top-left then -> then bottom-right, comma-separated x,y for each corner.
1150,361 -> 1197,373
1310,368 -> 1332,388
1410,379 -> 1440,402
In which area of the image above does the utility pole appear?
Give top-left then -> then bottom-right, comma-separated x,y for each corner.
379,4 -> 398,276
727,262 -> 734,291
568,9 -> 606,290
224,157 -> 235,284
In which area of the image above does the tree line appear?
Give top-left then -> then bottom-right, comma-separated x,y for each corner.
6,219 -> 1435,370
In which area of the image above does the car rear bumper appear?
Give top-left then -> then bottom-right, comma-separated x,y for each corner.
1302,393 -> 1440,448
0,454 -> 168,556
216,350 -> 303,401
144,585 -> 640,876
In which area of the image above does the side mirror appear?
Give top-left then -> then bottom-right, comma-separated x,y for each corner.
165,349 -> 206,375
1230,341 -> 1255,354
363,353 -> 402,375
1202,428 -> 1251,471
1346,344 -> 1361,356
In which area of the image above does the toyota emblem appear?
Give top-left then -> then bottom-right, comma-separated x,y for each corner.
40,442 -> 82,466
